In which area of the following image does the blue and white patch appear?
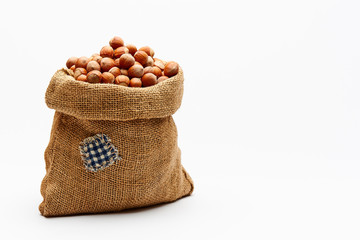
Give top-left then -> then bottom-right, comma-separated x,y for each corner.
79,134 -> 121,172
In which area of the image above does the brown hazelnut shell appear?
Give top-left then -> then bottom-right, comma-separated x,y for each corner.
134,51 -> 148,66
129,78 -> 142,87
101,72 -> 115,84
128,65 -> 144,78
100,57 -> 116,72
87,70 -> 102,83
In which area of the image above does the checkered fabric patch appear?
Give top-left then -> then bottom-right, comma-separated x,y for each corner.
79,134 -> 121,172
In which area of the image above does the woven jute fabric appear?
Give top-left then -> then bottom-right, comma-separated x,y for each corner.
39,69 -> 194,217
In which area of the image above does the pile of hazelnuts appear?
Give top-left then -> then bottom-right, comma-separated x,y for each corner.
65,36 -> 179,87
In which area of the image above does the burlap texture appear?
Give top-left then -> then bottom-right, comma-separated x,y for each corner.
39,69 -> 194,217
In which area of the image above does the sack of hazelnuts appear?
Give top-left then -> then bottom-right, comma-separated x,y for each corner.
39,36 -> 194,217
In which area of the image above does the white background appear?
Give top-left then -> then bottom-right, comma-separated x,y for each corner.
0,0 -> 359,239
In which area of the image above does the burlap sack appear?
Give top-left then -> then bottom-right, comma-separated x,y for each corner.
39,68 -> 194,217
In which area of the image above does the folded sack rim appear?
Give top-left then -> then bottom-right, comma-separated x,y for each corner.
45,68 -> 184,121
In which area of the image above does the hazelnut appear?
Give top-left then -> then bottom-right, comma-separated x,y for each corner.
92,55 -> 102,65
129,78 -> 142,87
87,70 -> 102,83
128,65 -> 144,78
66,57 -> 78,69
109,67 -> 121,77
154,59 -> 165,70
157,76 -> 169,83
120,69 -> 128,76
115,75 -> 130,86
92,53 -> 100,58
75,56 -> 90,68
77,74 -> 87,82
114,47 -> 129,58
134,51 -> 148,66
143,66 -> 152,75
70,65 -> 76,71
114,58 -> 120,68
74,68 -> 87,79
86,61 -> 101,72
164,61 -> 179,77
152,66 -> 162,77
139,46 -> 155,57
119,53 -> 135,69
141,73 -> 157,87
100,46 -> 114,58
144,56 -> 154,67
109,36 -> 124,49
102,72 -> 115,84
134,61 -> 142,66
143,66 -> 162,78
126,44 -> 137,55
100,57 -> 116,72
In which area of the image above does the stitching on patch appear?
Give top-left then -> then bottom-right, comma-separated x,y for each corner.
79,134 -> 121,172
